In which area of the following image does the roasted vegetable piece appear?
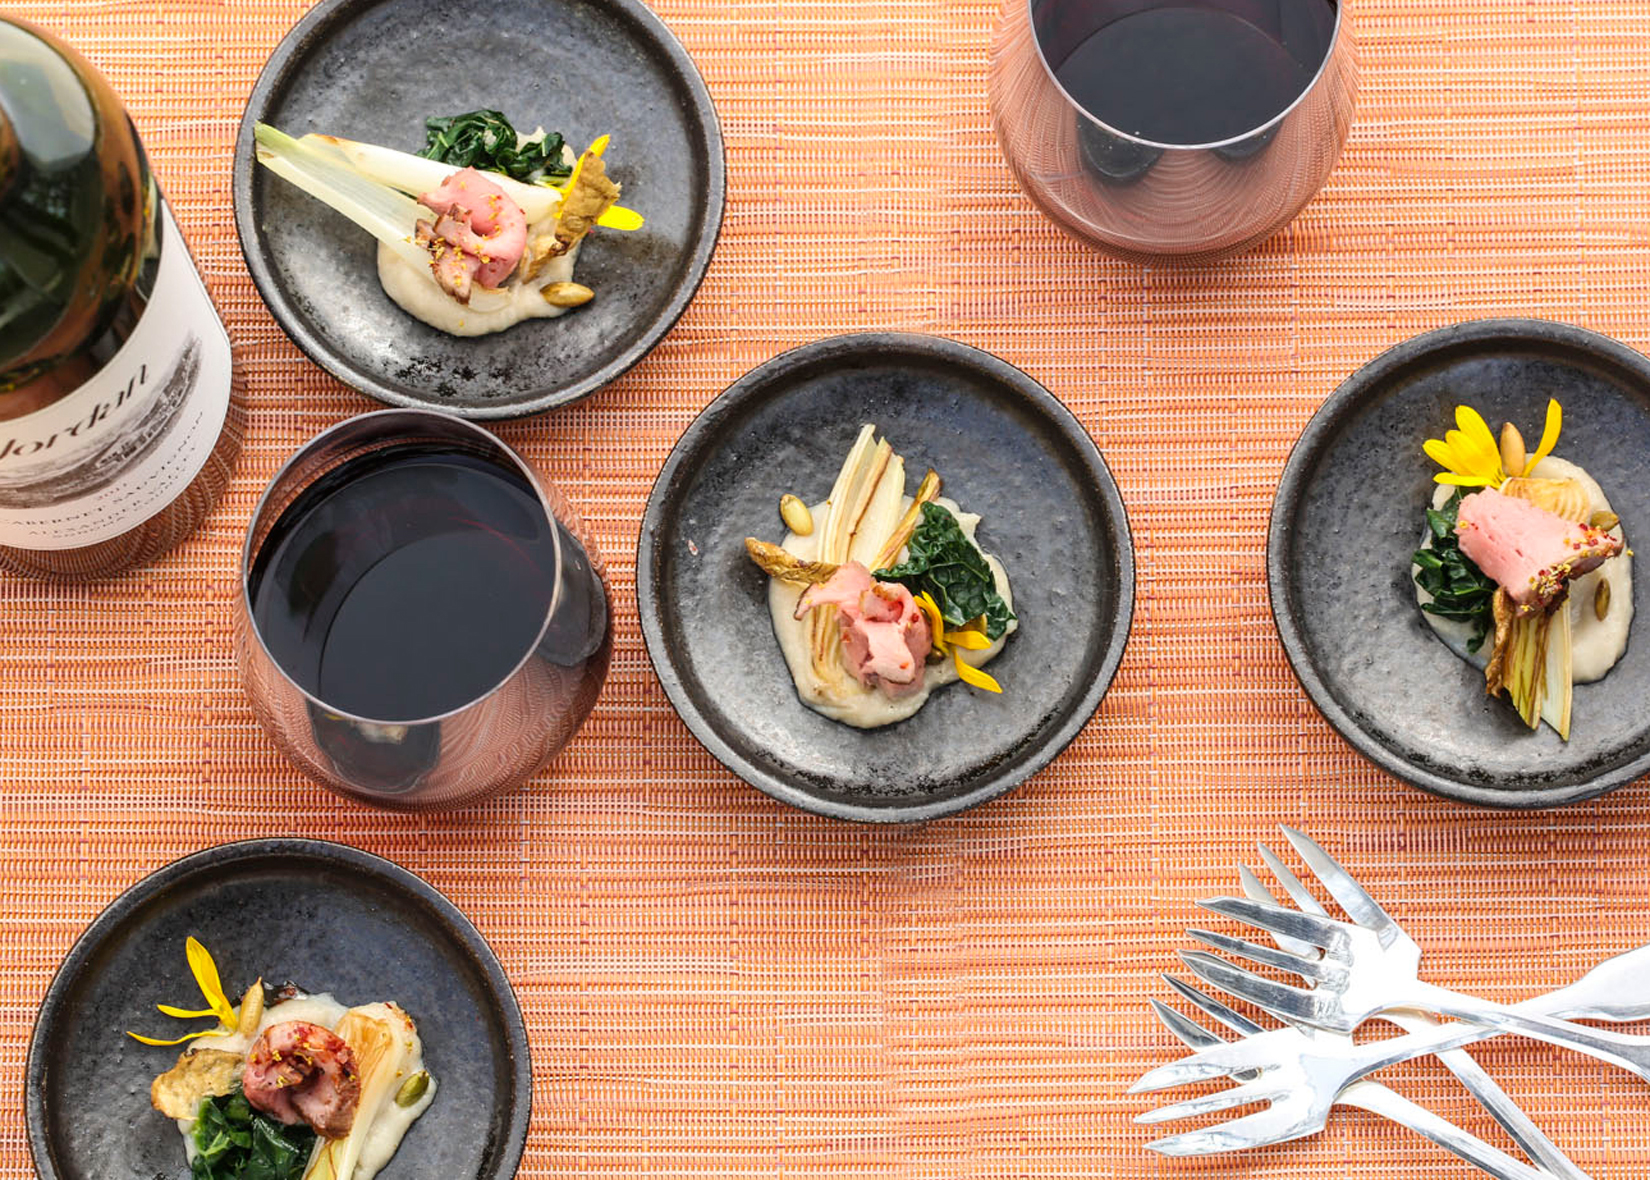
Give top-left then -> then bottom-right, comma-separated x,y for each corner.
151,1048 -> 244,1119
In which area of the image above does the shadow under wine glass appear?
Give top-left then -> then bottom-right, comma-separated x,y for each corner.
990,0 -> 1359,263
235,409 -> 611,811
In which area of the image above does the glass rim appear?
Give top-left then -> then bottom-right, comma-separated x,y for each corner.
237,407 -> 566,727
1026,0 -> 1348,152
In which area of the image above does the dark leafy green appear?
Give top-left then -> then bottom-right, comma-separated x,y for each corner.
418,110 -> 573,184
191,1089 -> 315,1180
1412,489 -> 1497,652
874,501 -> 1016,641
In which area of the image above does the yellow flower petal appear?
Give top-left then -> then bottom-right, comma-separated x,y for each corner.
125,1027 -> 227,1047
953,650 -> 1002,693
944,628 -> 992,651
595,205 -> 644,231
185,937 -> 237,1027
1434,472 -> 1495,486
1524,398 -> 1562,475
1444,428 -> 1500,481
1455,404 -> 1500,464
1422,437 -> 1463,473
914,591 -> 948,655
156,1004 -> 221,1019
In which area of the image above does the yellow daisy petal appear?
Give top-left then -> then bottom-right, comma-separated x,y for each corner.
953,650 -> 1002,694
914,591 -> 947,655
595,205 -> 644,231
1444,428 -> 1499,480
1524,398 -> 1562,475
1455,404 -> 1500,463
1434,472 -> 1495,486
1422,437 -> 1464,474
125,1027 -> 226,1047
944,628 -> 992,651
185,937 -> 237,1027
156,1004 -> 221,1019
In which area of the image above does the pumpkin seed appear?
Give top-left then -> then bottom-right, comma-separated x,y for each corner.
542,282 -> 594,308
780,494 -> 814,536
1590,509 -> 1620,533
395,1070 -> 430,1107
1499,422 -> 1527,477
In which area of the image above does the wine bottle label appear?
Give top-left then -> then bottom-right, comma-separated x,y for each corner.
0,202 -> 233,550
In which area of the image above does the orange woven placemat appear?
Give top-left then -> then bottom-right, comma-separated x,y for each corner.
5,0 -> 1650,1175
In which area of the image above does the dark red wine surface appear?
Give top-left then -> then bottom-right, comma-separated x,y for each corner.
1050,2 -> 1337,145
249,444 -> 558,721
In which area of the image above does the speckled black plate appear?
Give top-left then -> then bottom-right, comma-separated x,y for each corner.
232,0 -> 723,418
636,334 -> 1135,823
26,840 -> 530,1180
1270,318 -> 1650,808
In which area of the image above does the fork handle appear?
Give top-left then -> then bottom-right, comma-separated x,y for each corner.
1388,1013 -> 1590,1180
1388,983 -> 1650,1083
1346,1082 -> 1573,1180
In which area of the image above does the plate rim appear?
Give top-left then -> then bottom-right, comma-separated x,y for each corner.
230,0 -> 726,421
24,837 -> 533,1180
1268,315 -> 1650,809
635,331 -> 1136,823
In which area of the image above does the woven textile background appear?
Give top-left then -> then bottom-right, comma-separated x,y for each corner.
5,0 -> 1650,1175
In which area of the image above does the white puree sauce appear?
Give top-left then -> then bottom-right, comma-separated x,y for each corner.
767,496 -> 1016,728
1415,455 -> 1633,682
375,136 -> 583,336
176,994 -> 436,1180
377,236 -> 579,337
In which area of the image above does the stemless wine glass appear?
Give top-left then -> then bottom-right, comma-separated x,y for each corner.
989,0 -> 1359,262
235,409 -> 611,811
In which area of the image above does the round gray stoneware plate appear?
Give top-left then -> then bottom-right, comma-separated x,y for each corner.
637,333 -> 1135,823
233,0 -> 724,419
26,839 -> 530,1179
1270,318 -> 1650,809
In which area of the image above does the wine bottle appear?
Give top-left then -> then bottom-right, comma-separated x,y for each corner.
0,16 -> 243,579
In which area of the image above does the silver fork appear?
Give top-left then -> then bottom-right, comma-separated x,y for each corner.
1235,843 -> 1586,1179
1148,975 -> 1562,1179
1184,878 -> 1650,1080
1129,945 -> 1650,1153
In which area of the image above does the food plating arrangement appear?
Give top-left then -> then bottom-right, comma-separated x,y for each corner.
4,1 -> 1650,1178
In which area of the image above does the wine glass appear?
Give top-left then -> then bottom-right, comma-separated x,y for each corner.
234,410 -> 611,810
989,0 -> 1359,262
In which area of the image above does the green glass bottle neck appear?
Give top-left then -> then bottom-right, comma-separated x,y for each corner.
0,16 -> 155,401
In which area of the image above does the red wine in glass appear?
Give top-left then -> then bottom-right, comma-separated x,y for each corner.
1049,1 -> 1339,152
240,417 -> 610,807
992,0 -> 1356,258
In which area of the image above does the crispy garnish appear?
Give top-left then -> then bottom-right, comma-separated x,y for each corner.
745,538 -> 838,585
870,469 -> 942,570
1501,476 -> 1590,523
553,150 -> 621,255
1484,588 -> 1516,697
151,1048 -> 244,1119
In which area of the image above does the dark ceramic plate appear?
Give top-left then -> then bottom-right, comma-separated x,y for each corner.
1270,318 -> 1650,808
26,840 -> 530,1179
232,0 -> 723,418
637,334 -> 1135,823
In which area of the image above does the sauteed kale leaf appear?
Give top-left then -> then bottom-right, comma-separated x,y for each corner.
875,502 -> 1016,640
418,109 -> 573,184
191,1088 -> 315,1180
1412,490 -> 1497,653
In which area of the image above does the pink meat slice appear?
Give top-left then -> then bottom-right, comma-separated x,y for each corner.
1455,486 -> 1622,610
242,1020 -> 361,1139
417,167 -> 528,291
796,562 -> 933,696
